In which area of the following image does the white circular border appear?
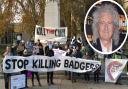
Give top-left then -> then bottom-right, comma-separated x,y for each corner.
84,0 -> 128,54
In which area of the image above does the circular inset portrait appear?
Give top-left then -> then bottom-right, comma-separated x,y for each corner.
84,0 -> 128,54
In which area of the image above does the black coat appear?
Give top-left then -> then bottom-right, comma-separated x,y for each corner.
46,49 -> 54,57
45,46 -> 49,54
93,39 -> 118,52
38,48 -> 44,55
73,50 -> 83,58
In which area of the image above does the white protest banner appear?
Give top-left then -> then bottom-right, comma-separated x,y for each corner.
3,55 -> 101,73
105,59 -> 127,83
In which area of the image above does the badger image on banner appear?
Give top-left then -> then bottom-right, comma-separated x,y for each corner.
105,59 -> 127,83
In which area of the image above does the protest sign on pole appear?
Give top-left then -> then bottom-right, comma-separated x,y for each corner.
105,59 -> 127,83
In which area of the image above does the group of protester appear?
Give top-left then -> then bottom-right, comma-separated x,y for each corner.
2,37 -> 101,89
3,39 -> 56,89
65,36 -> 101,83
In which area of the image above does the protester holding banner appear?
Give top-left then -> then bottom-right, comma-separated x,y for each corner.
21,49 -> 30,88
16,42 -> 25,56
45,43 -> 55,85
3,46 -> 12,89
83,51 -> 90,81
84,44 -> 95,81
65,47 -> 73,80
94,65 -> 101,83
32,43 -> 42,86
72,45 -> 83,82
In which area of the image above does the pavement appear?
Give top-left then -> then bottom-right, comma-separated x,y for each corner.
25,79 -> 128,89
0,63 -> 128,89
0,73 -> 128,89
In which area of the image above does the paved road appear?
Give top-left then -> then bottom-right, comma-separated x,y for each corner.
0,78 -> 4,89
0,75 -> 128,89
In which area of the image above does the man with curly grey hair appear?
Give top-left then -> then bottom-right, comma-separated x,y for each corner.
92,4 -> 120,53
